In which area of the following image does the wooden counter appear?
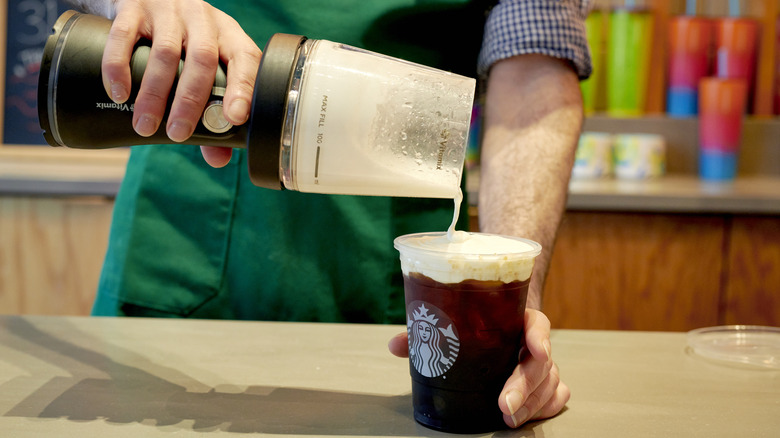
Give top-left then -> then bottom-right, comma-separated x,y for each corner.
0,315 -> 778,437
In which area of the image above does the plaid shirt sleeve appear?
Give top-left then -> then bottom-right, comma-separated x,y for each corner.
478,0 -> 593,79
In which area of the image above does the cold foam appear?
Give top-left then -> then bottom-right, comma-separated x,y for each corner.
394,232 -> 541,284
286,40 -> 474,197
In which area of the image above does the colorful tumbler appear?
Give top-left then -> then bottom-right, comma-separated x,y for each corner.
606,8 -> 654,117
714,18 -> 758,94
698,78 -> 748,181
581,10 -> 606,114
776,16 -> 780,114
667,16 -> 713,116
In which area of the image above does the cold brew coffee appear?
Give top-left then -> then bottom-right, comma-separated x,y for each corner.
394,232 -> 541,433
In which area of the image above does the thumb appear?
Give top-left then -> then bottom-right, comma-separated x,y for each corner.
387,332 -> 409,358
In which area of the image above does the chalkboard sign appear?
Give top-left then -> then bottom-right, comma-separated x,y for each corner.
4,0 -> 69,145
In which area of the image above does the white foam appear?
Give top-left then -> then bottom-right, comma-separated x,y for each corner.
290,40 -> 473,198
395,232 -> 541,284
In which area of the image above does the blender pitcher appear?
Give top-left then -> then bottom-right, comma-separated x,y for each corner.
38,11 -> 476,199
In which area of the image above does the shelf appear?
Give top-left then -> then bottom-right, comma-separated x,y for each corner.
467,115 -> 780,215
467,167 -> 780,215
3,135 -> 780,215
567,174 -> 780,215
583,115 -> 780,176
0,146 -> 128,197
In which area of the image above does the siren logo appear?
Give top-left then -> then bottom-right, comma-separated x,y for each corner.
407,302 -> 460,378
96,102 -> 134,112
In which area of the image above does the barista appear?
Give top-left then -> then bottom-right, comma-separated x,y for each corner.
71,0 -> 590,428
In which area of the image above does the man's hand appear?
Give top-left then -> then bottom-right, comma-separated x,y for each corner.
387,308 -> 569,428
497,309 -> 569,427
98,0 -> 261,147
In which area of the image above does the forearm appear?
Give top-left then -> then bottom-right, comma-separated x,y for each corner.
479,54 -> 583,310
65,0 -> 116,17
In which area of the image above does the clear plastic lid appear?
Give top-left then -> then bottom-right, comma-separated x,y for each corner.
687,325 -> 780,369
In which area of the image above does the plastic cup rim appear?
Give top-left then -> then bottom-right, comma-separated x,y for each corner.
393,231 -> 542,260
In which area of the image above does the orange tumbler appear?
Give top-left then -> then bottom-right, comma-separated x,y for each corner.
698,78 -> 748,181
667,16 -> 713,116
714,18 -> 758,91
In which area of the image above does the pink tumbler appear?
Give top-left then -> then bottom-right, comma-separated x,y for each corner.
667,16 -> 713,116
698,78 -> 748,181
714,18 -> 758,94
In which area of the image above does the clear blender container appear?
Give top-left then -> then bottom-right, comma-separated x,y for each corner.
250,34 -> 476,198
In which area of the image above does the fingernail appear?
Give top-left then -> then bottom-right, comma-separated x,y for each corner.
135,114 -> 159,137
512,406 -> 529,427
168,119 -> 194,142
543,339 -> 552,360
505,390 -> 522,416
110,81 -> 128,103
227,99 -> 250,124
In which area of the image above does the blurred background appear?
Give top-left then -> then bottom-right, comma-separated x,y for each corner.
0,0 -> 778,331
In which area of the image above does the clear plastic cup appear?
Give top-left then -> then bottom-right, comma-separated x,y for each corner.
394,231 -> 541,433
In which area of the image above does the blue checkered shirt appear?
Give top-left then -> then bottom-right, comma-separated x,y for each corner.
478,0 -> 593,79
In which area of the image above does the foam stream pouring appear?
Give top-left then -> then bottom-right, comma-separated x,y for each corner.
38,10 -> 475,199
447,189 -> 468,243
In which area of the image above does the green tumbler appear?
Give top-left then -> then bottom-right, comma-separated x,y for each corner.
606,9 -> 653,117
581,10 -> 606,114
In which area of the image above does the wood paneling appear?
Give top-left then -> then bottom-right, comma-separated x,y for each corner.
748,0 -> 778,116
646,0 -> 671,115
0,196 -> 112,315
543,211 -> 726,331
2,200 -> 778,327
723,216 -> 780,325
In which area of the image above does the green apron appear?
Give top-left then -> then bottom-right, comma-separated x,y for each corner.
93,0 -> 482,323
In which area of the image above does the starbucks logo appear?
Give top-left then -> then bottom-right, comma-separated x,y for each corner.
407,302 -> 460,378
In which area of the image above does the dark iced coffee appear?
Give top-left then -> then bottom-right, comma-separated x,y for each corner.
394,232 -> 541,433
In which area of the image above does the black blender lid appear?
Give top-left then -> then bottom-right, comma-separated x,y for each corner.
246,33 -> 306,190
38,10 -> 81,147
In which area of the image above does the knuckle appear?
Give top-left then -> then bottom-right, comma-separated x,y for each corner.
101,58 -> 127,77
152,37 -> 184,64
137,85 -> 170,108
550,361 -> 559,376
108,21 -> 135,40
187,46 -> 220,71
235,52 -> 262,82
233,45 -> 262,70
548,366 -> 561,389
524,388 -> 544,412
174,91 -> 207,111
243,45 -> 263,63
542,349 -> 555,370
543,356 -> 554,375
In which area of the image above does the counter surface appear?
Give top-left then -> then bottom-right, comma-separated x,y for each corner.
1,315 -> 778,437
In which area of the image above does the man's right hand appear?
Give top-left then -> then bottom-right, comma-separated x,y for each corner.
99,0 -> 262,146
